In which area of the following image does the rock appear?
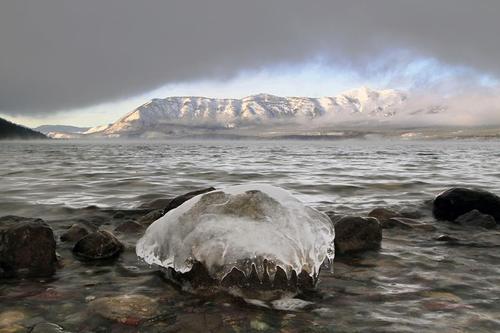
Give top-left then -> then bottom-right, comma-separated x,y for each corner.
138,209 -> 164,226
163,187 -> 216,214
89,295 -> 159,325
30,322 -> 65,333
138,184 -> 334,293
433,188 -> 500,222
139,198 -> 172,210
386,217 -> 437,231
435,234 -> 459,242
114,221 -> 143,234
333,216 -> 382,254
368,208 -> 402,222
60,224 -> 90,242
0,311 -> 25,328
399,209 -> 426,219
455,209 -> 496,229
0,216 -> 57,278
73,231 -> 123,261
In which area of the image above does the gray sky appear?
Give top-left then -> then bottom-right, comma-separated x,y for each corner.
1,0 -> 500,121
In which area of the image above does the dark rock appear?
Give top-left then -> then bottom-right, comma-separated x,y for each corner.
115,221 -> 143,234
0,215 -> 57,278
73,230 -> 123,261
368,208 -> 402,223
138,209 -> 164,226
435,234 -> 459,242
455,209 -> 496,229
433,188 -> 500,222
163,187 -> 216,214
399,209 -> 426,219
333,216 -> 382,254
139,198 -> 172,210
60,224 -> 90,242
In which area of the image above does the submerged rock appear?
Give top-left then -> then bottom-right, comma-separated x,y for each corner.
0,216 -> 57,278
333,216 -> 382,254
60,224 -> 90,242
73,230 -> 123,261
163,187 -> 216,214
30,322 -> 66,333
455,209 -> 496,229
137,184 -> 335,292
368,208 -> 403,224
435,234 -> 459,242
433,188 -> 500,222
139,197 -> 172,210
0,310 -> 26,328
115,221 -> 143,234
138,209 -> 164,226
89,295 -> 159,326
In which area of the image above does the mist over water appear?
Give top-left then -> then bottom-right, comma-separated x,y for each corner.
1,139 -> 500,332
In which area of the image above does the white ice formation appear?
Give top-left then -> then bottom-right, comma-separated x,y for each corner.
136,184 -> 335,283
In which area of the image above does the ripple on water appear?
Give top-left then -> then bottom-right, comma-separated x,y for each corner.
1,139 -> 500,332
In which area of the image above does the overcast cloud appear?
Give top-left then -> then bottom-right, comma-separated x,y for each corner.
1,0 -> 500,115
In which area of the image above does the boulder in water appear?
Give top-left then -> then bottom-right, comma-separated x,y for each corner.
163,187 -> 216,214
0,216 -> 57,278
89,294 -> 159,326
455,209 -> 496,229
137,184 -> 335,292
433,188 -> 500,222
73,230 -> 123,261
115,221 -> 143,234
368,208 -> 403,224
333,216 -> 382,254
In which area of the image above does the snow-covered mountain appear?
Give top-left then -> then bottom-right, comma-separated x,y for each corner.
86,87 -> 413,137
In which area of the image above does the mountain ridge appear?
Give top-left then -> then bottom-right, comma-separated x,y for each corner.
85,87 -> 415,138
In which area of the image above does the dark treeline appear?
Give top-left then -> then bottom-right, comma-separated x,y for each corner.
0,117 -> 47,140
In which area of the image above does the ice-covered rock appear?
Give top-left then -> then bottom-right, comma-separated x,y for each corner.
136,184 -> 335,290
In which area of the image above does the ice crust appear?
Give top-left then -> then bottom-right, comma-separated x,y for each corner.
136,184 -> 335,282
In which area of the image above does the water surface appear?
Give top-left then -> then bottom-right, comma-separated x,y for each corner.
1,139 -> 500,332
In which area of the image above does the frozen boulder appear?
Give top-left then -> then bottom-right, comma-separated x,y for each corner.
163,187 -> 216,215
136,184 -> 335,291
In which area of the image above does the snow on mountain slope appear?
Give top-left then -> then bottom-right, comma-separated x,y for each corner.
87,87 -> 413,137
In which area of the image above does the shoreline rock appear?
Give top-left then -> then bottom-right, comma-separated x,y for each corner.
332,216 -> 382,254
89,294 -> 159,326
455,209 -> 496,229
73,230 -> 123,261
0,215 -> 57,278
433,187 -> 500,223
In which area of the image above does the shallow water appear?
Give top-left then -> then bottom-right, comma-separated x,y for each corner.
1,139 -> 500,332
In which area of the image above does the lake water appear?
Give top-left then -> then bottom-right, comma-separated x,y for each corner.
1,139 -> 500,332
